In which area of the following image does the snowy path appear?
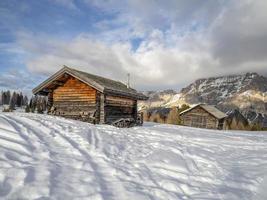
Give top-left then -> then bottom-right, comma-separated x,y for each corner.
0,113 -> 267,199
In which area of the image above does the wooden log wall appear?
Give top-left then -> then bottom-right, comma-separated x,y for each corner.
181,106 -> 218,129
52,77 -> 97,120
104,95 -> 136,123
99,93 -> 105,124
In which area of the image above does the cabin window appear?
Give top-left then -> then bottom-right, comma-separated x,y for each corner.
191,116 -> 207,128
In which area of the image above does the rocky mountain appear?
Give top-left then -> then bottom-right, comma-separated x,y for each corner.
138,90 -> 178,109
139,72 -> 267,121
180,72 -> 267,114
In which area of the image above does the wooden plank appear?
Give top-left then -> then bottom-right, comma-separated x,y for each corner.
100,93 -> 105,124
106,96 -> 134,105
53,96 -> 96,100
53,76 -> 97,102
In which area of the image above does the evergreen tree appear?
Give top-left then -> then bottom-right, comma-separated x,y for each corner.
25,105 -> 30,113
23,95 -> 28,106
0,91 -> 2,105
2,91 -> 7,104
2,91 -> 7,105
6,90 -> 11,105
29,97 -> 36,113
179,104 -> 190,113
16,92 -> 22,107
9,92 -> 16,110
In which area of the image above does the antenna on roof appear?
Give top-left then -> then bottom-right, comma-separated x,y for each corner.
127,73 -> 130,88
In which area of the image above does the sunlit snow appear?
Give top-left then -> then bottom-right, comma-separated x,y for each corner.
0,113 -> 266,199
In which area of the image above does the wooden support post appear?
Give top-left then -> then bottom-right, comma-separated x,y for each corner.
133,100 -> 137,121
47,92 -> 53,113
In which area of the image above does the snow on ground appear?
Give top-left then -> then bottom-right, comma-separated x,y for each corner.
0,113 -> 267,200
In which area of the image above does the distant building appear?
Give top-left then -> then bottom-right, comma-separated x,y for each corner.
180,104 -> 227,130
225,109 -> 250,130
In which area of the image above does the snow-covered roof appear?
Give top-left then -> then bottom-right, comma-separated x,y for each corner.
180,104 -> 227,119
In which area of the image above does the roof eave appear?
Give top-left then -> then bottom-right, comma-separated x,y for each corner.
32,66 -> 68,95
104,88 -> 148,100
32,66 -> 105,95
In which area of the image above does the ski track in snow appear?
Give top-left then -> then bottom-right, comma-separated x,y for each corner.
0,113 -> 267,200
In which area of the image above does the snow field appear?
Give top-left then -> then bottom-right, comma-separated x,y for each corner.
0,113 -> 267,199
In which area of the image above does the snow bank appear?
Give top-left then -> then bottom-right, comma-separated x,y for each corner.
0,113 -> 267,200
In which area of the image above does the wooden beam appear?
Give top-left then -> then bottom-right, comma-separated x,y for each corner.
43,88 -> 52,93
63,73 -> 69,78
52,81 -> 64,86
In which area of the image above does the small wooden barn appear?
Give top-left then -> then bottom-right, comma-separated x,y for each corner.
180,104 -> 227,130
33,66 -> 148,126
225,109 -> 250,130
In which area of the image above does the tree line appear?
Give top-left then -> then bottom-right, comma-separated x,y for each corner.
1,90 -> 47,113
143,104 -> 190,125
1,91 -> 28,109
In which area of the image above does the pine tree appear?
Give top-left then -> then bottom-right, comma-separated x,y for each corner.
29,96 -> 36,113
6,91 -> 11,105
0,91 -> 2,105
25,105 -> 30,113
179,104 -> 190,113
16,92 -> 22,107
9,92 -> 16,111
2,91 -> 7,104
23,96 -> 28,106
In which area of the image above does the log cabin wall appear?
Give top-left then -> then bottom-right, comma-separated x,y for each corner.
99,93 -> 105,124
104,95 -> 136,124
52,76 -> 98,120
181,106 -> 218,129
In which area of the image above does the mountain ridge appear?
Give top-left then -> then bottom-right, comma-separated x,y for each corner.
139,72 -> 267,116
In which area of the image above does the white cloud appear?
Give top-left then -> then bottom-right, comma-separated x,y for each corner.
15,0 -> 267,91
211,0 -> 267,68
0,69 -> 43,96
18,31 -> 216,90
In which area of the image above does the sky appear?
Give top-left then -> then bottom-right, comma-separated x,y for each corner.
0,0 -> 267,94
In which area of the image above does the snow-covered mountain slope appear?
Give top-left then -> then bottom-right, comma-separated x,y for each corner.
139,73 -> 267,118
0,113 -> 267,199
139,90 -> 178,109
180,72 -> 267,113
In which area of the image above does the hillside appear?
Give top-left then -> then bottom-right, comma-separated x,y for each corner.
0,113 -> 267,199
140,73 -> 267,110
139,73 -> 267,126
180,72 -> 267,113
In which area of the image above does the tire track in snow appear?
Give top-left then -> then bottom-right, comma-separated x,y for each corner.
2,116 -> 58,196
17,115 -> 129,200
5,116 -> 93,194
3,116 -> 94,198
0,116 -> 37,153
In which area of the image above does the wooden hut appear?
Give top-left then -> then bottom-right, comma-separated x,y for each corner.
33,66 -> 148,126
180,104 -> 227,130
225,109 -> 250,130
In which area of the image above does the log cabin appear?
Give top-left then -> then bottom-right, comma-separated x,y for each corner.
180,104 -> 227,130
32,66 -> 148,126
